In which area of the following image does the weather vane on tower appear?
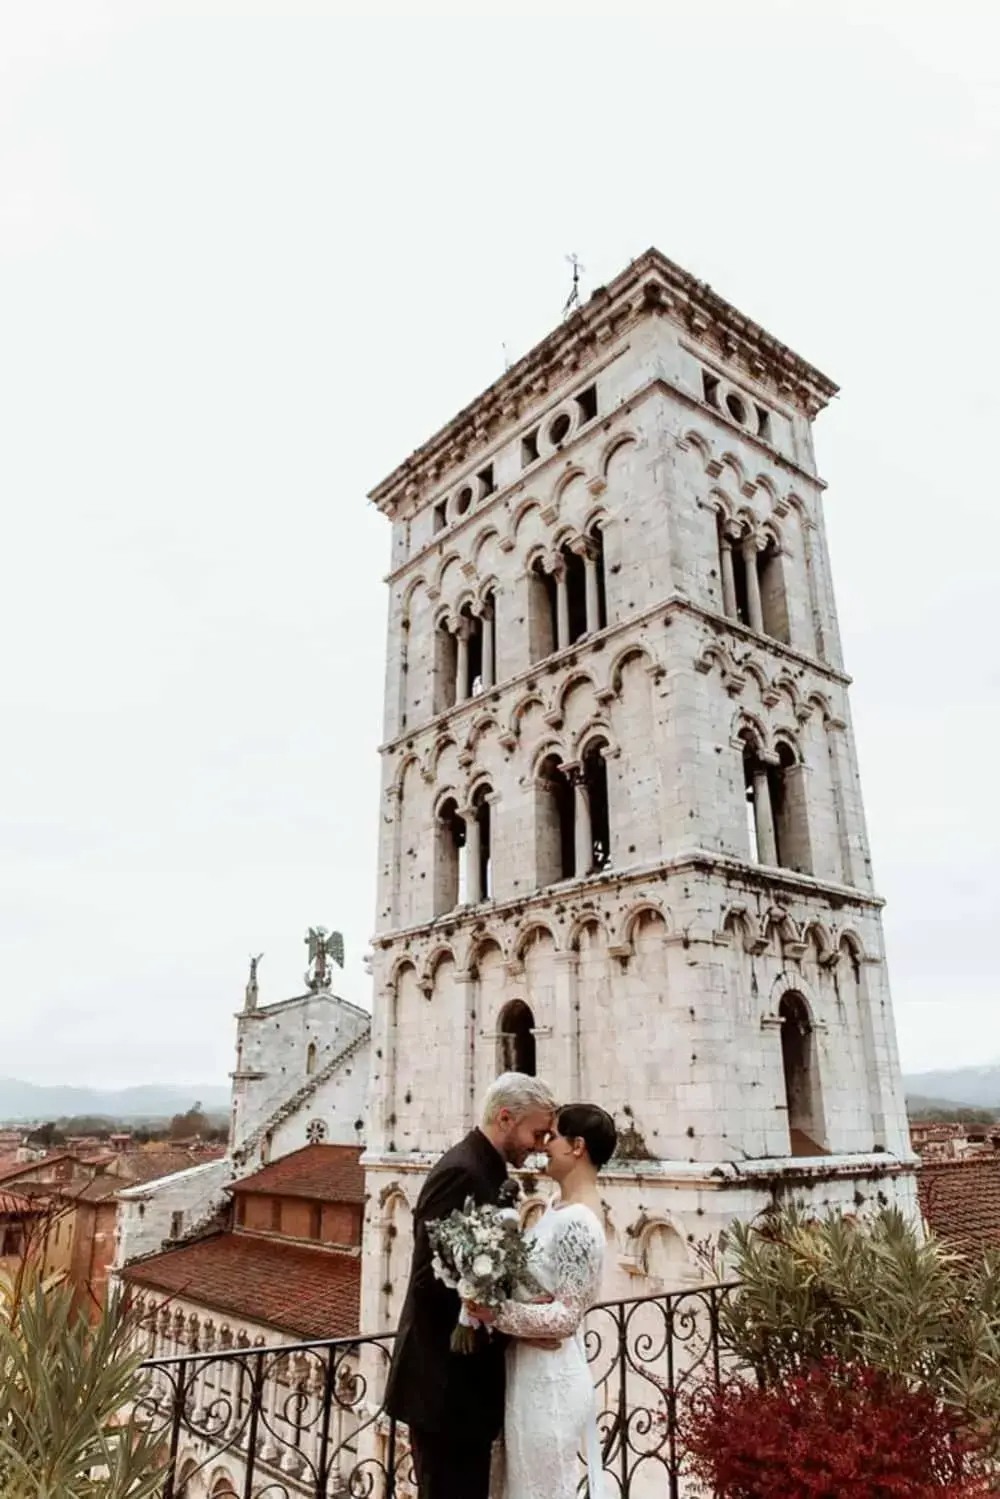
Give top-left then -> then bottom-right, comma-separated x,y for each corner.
563,253 -> 585,316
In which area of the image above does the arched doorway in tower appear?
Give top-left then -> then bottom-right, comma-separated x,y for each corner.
496,1000 -> 536,1076
779,991 -> 826,1156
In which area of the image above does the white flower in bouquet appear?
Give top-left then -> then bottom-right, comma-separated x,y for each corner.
431,1254 -> 458,1289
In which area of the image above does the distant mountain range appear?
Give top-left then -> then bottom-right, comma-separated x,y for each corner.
0,1078 -> 230,1124
0,1066 -> 993,1127
903,1066 -> 1000,1111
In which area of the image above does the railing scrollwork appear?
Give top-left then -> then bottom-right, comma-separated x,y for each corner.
138,1283 -> 737,1498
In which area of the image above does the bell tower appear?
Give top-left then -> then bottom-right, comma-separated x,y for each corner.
360,249 -> 915,1325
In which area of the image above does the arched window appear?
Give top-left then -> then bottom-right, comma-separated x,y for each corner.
718,520 -> 790,644
434,796 -> 466,914
497,1000 -> 536,1075
176,1460 -> 200,1498
581,741 -> 611,873
741,734 -> 812,874
462,605 -> 482,700
535,754 -> 574,886
305,1042 -> 317,1076
588,524 -> 607,632
778,992 -> 826,1155
473,591 -> 497,692
718,517 -> 751,626
470,784 -> 493,902
563,544 -> 588,644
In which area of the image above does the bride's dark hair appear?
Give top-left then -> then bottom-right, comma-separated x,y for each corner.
556,1104 -> 617,1170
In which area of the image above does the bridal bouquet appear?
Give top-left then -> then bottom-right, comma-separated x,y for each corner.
427,1182 -> 540,1353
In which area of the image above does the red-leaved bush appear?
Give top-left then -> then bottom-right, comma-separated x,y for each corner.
681,1359 -> 991,1498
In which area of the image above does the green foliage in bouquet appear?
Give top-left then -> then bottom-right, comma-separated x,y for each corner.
716,1205 -> 1000,1459
0,1267 -> 165,1499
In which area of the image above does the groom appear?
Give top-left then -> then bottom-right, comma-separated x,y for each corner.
384,1072 -> 557,1499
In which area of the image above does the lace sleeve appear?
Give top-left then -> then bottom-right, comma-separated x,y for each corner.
493,1213 -> 604,1340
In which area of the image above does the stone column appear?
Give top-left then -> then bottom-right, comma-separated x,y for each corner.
720,529 -> 738,618
777,762 -> 814,875
743,536 -> 764,633
551,950 -> 581,1102
452,968 -> 477,1130
583,545 -> 601,634
455,620 -> 470,702
554,563 -> 570,651
566,763 -> 592,877
481,607 -> 495,689
463,807 -> 481,904
752,765 -> 778,866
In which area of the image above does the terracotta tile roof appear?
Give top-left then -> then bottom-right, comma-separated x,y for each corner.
57,1177 -> 122,1204
231,1145 -> 364,1206
0,1154 -> 77,1185
0,1189 -> 41,1214
122,1233 -> 361,1340
919,1154 -> 1000,1251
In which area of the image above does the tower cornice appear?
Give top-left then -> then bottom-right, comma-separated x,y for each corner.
369,849 -> 884,956
368,248 -> 839,521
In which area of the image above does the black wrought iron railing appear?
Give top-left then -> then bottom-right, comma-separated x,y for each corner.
137,1282 -> 737,1498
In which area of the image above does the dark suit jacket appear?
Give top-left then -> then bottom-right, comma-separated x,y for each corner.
384,1129 -> 508,1440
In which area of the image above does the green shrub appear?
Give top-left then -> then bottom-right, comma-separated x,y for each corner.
0,1268 -> 164,1499
717,1205 -> 1000,1457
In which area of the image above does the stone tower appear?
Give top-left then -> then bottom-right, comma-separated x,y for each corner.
360,248 -> 915,1326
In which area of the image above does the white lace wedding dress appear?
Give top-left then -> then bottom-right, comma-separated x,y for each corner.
494,1202 -> 606,1499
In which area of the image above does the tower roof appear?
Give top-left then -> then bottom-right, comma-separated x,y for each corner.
369,247 -> 838,520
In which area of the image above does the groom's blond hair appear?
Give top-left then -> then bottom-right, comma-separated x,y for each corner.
481,1072 -> 556,1125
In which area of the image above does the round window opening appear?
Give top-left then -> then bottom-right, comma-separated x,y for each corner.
725,392 -> 747,425
548,412 -> 572,446
454,485 -> 473,516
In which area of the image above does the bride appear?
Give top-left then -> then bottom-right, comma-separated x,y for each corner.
473,1103 -> 616,1499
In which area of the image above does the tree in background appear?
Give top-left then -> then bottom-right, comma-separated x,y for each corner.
908,1104 -> 999,1125
168,1102 -> 209,1141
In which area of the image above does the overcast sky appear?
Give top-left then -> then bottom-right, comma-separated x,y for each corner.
1,1 -> 997,1089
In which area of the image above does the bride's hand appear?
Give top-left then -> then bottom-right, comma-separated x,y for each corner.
465,1301 -> 495,1324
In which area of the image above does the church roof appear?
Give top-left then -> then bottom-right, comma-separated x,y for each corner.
230,1144 -> 365,1205
122,1232 -> 361,1340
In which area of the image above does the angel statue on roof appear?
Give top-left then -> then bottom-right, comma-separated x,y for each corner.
304,926 -> 344,992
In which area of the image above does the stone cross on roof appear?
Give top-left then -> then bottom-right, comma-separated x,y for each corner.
305,927 -> 344,993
